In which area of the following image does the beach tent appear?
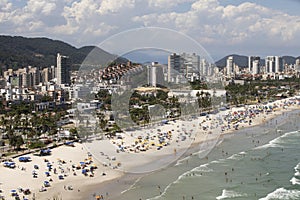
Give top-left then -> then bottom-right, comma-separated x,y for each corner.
80,161 -> 85,166
18,157 -> 31,162
44,181 -> 50,187
40,148 -> 51,156
10,189 -> 17,196
8,162 -> 16,168
161,119 -> 169,124
64,141 -> 75,147
82,169 -> 88,175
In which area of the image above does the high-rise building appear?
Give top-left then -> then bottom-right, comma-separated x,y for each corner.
266,56 -> 275,73
181,53 -> 200,74
148,63 -> 164,87
266,56 -> 283,73
27,66 -> 40,87
248,56 -> 260,75
295,59 -> 300,72
226,56 -> 234,77
56,53 -> 70,85
275,56 -> 283,73
167,53 -> 201,82
49,65 -> 56,81
200,59 -> 208,76
168,53 -> 182,82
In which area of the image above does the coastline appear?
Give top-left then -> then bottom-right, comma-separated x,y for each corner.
80,97 -> 300,200
1,97 -> 299,200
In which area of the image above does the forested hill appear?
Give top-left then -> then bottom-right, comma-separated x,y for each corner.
0,35 -> 123,70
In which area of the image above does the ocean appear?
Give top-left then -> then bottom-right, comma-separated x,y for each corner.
91,109 -> 300,200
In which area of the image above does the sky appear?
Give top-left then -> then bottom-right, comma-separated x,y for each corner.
0,0 -> 300,61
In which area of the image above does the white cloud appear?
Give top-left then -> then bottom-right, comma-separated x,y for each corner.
0,0 -> 300,56
148,0 -> 195,8
98,0 -> 135,15
25,0 -> 57,15
83,23 -> 117,36
63,0 -> 99,24
133,0 -> 300,46
0,0 -> 12,12
191,0 -> 220,11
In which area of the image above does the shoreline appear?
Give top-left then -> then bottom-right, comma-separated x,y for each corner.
1,97 -> 299,200
80,98 -> 300,200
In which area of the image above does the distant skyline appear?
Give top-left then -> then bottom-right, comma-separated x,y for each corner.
0,0 -> 300,61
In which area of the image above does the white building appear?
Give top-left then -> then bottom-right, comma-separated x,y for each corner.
226,56 -> 234,77
295,59 -> 300,72
266,56 -> 283,73
248,56 -> 260,75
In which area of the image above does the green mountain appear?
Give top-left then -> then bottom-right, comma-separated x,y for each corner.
215,54 -> 249,68
0,35 -> 125,70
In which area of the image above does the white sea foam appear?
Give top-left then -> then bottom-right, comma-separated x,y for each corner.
175,150 -> 207,166
216,189 -> 247,199
192,163 -> 213,172
227,153 -> 243,161
290,177 -> 300,185
255,131 -> 298,150
120,176 -> 143,194
147,162 -> 210,200
175,155 -> 191,166
146,170 -> 190,200
294,162 -> 300,171
292,162 -> 300,177
211,159 -> 226,164
259,188 -> 300,200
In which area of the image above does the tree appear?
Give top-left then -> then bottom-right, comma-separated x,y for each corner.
9,135 -> 24,151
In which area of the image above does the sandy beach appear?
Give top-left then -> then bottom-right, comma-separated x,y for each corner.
1,96 -> 299,200
0,144 -> 123,200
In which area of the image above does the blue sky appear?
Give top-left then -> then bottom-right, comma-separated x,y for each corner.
0,0 -> 300,61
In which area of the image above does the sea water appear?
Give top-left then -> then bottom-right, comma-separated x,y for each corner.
103,110 -> 300,200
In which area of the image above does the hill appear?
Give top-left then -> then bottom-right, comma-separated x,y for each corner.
282,56 -> 299,65
0,35 -> 125,70
215,54 -> 248,68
